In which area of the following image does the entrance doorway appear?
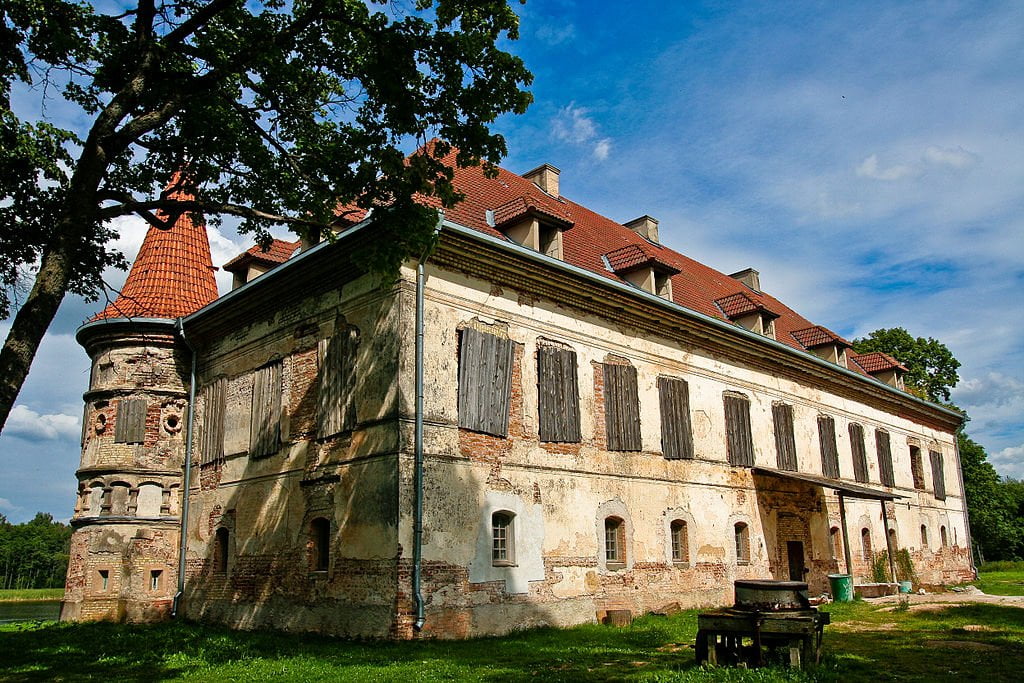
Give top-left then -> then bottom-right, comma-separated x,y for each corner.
786,540 -> 806,581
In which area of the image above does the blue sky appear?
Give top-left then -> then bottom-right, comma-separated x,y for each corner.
2,0 -> 1022,523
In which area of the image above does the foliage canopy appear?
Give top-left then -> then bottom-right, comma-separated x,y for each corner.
0,0 -> 532,430
852,327 -> 960,403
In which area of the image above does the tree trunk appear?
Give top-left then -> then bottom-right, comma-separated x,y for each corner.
0,244 -> 75,432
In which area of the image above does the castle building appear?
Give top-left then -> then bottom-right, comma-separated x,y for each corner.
64,150 -> 972,637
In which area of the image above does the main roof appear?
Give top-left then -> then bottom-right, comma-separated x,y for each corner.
92,175 -> 218,321
301,146 -> 886,377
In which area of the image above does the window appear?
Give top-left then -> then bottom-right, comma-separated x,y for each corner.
723,394 -> 754,467
539,224 -> 562,259
818,415 -> 840,478
318,326 -> 359,438
200,379 -> 226,465
670,519 -> 689,564
920,524 -> 929,549
214,528 -> 230,573
875,429 -> 895,487
654,271 -> 673,300
150,569 -> 162,591
849,423 -> 869,483
492,511 -> 515,566
772,403 -> 797,471
940,526 -> 949,548
658,377 -> 694,460
250,361 -> 282,458
930,450 -> 946,500
830,526 -> 843,562
603,364 -> 641,451
98,569 -> 109,592
910,446 -> 925,490
458,327 -> 514,436
734,522 -> 750,564
861,528 -> 872,563
605,517 -> 626,568
114,398 -> 147,444
537,345 -> 581,442
310,517 -> 330,572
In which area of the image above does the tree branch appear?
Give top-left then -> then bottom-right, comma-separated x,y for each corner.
98,198 -> 331,230
162,0 -> 240,47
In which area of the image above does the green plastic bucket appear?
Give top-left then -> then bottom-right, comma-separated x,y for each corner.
828,573 -> 854,602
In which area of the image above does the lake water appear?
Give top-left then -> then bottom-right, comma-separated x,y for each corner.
0,600 -> 61,623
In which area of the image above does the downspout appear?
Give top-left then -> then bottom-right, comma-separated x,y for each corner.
413,213 -> 443,632
172,318 -> 198,618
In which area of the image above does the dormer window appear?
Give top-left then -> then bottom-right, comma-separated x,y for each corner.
852,352 -> 908,390
714,292 -> 779,339
791,325 -> 852,367
491,196 -> 573,260
604,244 -> 679,301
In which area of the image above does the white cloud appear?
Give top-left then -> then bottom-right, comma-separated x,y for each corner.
924,145 -> 979,169
535,23 -> 576,46
551,103 -> 613,162
990,444 -> 1024,479
6,405 -> 81,441
855,154 -> 915,181
0,497 -> 22,514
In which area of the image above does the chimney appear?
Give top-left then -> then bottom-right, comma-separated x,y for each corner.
624,215 -> 659,243
729,268 -> 761,292
523,163 -> 560,197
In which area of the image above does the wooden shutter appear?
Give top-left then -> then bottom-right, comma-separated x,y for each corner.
115,398 -> 147,444
659,376 -> 694,460
772,403 -> 798,471
910,448 -> 926,489
458,328 -> 513,437
318,327 -> 359,439
250,362 -> 282,458
849,423 -> 869,483
723,394 -> 754,466
537,345 -> 581,443
200,378 -> 226,465
604,364 -> 641,451
930,450 -> 946,500
818,415 -> 840,479
876,429 -> 895,487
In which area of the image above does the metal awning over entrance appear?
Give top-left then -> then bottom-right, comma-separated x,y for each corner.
751,467 -> 905,581
752,467 -> 907,501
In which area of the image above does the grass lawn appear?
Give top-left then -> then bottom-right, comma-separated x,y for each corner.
2,599 -> 1023,682
969,562 -> 1024,597
0,589 -> 64,602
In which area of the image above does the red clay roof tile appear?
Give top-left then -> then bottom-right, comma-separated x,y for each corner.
851,351 -> 908,374
791,325 -> 852,349
222,239 -> 300,273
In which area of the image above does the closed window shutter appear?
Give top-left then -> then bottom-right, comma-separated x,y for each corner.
318,327 -> 359,438
458,328 -> 514,437
200,378 -> 226,465
658,377 -> 694,460
930,450 -> 946,500
115,398 -> 147,444
604,364 -> 641,451
849,423 -> 869,483
876,429 -> 895,487
250,362 -> 282,458
818,415 -> 840,478
724,394 -> 754,466
538,346 -> 581,442
772,403 -> 798,471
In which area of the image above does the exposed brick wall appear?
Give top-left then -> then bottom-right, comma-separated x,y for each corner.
458,342 -> 524,461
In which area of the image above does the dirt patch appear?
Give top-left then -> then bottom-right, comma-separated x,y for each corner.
926,640 -> 1001,651
831,621 -> 898,632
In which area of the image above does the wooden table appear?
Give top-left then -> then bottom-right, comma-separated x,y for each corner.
695,609 -> 829,669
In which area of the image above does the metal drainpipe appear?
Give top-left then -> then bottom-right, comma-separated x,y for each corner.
172,318 -> 197,618
413,213 -> 443,632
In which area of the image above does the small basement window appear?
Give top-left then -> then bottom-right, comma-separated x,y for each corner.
670,519 -> 689,565
861,528 -> 872,563
734,522 -> 750,565
492,511 -> 515,566
214,528 -> 230,573
311,517 -> 330,572
99,569 -> 109,592
605,517 -> 626,569
150,569 -> 162,592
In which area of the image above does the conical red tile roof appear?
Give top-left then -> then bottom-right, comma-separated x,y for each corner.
92,175 -> 219,321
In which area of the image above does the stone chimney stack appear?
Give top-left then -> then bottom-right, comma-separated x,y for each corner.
523,163 -> 560,197
729,268 -> 761,292
624,215 -> 659,243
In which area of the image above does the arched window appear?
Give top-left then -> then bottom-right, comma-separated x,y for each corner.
920,524 -> 929,549
734,522 -> 750,565
311,517 -> 330,572
492,511 -> 515,566
830,526 -> 842,561
670,519 -> 689,564
605,516 -> 626,568
940,526 -> 949,548
214,528 -> 230,573
861,528 -> 872,563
